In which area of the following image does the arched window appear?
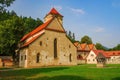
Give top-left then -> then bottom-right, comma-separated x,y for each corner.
36,53 -> 40,63
69,54 -> 72,62
54,38 -> 57,58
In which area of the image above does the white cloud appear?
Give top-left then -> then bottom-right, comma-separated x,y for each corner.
70,8 -> 85,14
94,27 -> 105,33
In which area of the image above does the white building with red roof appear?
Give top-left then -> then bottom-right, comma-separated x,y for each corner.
74,42 -> 97,64
86,50 -> 120,64
18,8 -> 77,68
86,50 -> 110,64
105,51 -> 120,64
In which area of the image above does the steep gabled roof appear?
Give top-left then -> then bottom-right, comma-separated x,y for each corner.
80,43 -> 87,50
48,8 -> 63,17
92,50 -> 104,55
20,18 -> 53,48
20,18 -> 53,42
74,42 -> 79,47
20,8 -> 66,48
88,44 -> 96,50
21,32 -> 44,47
74,43 -> 97,51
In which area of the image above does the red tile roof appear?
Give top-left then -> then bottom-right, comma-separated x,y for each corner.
74,42 -> 96,51
74,42 -> 79,47
22,33 -> 44,47
92,50 -> 110,58
20,18 -> 53,42
48,8 -> 63,17
20,8 -> 65,47
88,44 -> 95,50
93,50 -> 104,55
20,18 -> 53,48
105,51 -> 120,56
80,43 -> 87,50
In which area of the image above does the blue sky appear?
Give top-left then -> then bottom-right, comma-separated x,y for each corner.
7,0 -> 120,48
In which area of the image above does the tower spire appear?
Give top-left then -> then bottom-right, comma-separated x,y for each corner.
44,8 -> 63,24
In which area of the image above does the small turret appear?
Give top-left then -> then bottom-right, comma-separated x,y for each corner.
44,8 -> 63,24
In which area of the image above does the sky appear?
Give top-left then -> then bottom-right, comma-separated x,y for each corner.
7,0 -> 120,48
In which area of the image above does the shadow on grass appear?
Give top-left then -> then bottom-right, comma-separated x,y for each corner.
28,75 -> 92,80
112,77 -> 120,80
0,67 -> 69,79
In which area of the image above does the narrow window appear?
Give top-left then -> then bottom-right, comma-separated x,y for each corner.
40,41 -> 42,46
21,56 -> 23,61
69,54 -> 72,62
69,45 -> 71,48
54,38 -> 57,58
36,53 -> 40,63
25,55 -> 26,60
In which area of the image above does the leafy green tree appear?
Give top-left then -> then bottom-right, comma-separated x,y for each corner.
95,43 -> 107,50
0,11 -> 43,56
0,0 -> 15,12
0,0 -> 43,58
80,35 -> 93,44
112,44 -> 120,50
0,0 -> 15,20
0,15 -> 24,56
23,17 -> 43,34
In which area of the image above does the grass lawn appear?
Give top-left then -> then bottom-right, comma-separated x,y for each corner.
0,64 -> 120,80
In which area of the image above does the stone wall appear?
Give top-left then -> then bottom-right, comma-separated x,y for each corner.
25,30 -> 77,67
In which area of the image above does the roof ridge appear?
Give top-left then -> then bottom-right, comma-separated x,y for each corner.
48,8 -> 63,17
20,18 -> 53,42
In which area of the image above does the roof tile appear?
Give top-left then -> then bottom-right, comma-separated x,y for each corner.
20,18 -> 53,42
92,50 -> 110,58
48,8 -> 63,17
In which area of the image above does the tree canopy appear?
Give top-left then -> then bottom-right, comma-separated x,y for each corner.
80,35 -> 93,44
109,44 -> 120,51
0,11 -> 43,56
66,30 -> 76,43
0,0 -> 15,12
95,43 -> 108,50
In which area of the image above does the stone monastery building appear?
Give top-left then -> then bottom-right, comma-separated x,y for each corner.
19,8 -> 77,68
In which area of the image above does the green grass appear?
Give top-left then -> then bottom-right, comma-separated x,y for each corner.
0,64 -> 120,80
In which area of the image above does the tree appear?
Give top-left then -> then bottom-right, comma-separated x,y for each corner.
112,44 -> 120,50
0,11 -> 43,56
0,0 -> 15,12
73,33 -> 75,40
23,17 -> 43,34
66,31 -> 76,43
68,31 -> 72,39
95,43 -> 107,50
0,15 -> 25,56
0,0 -> 44,58
80,35 -> 93,44
0,0 -> 15,21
